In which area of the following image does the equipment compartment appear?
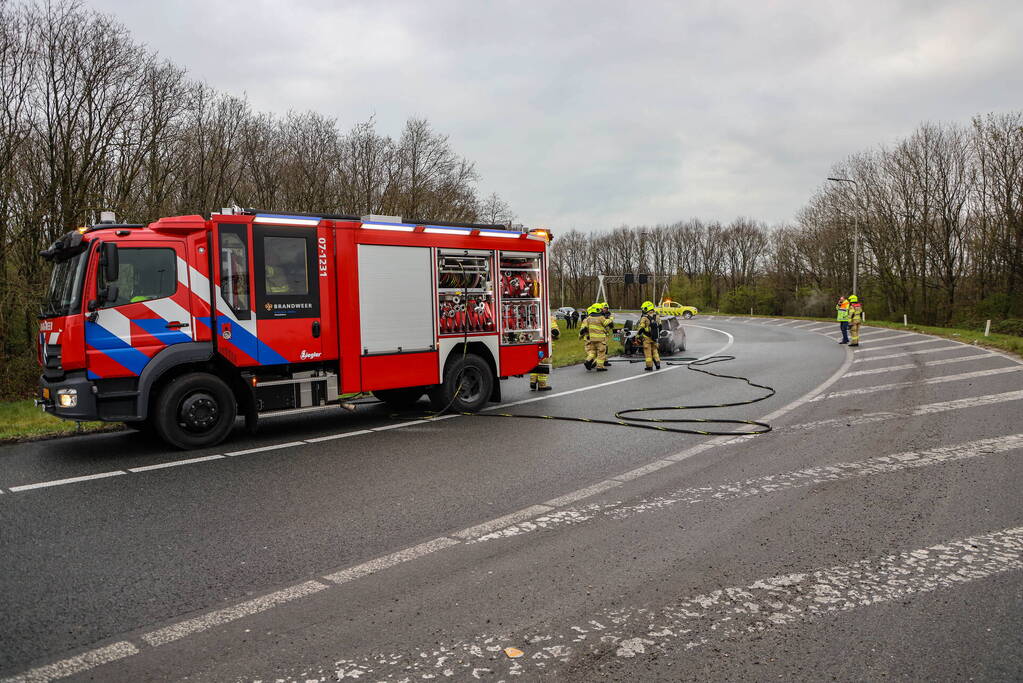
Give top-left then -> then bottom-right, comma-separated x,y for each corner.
437,252 -> 496,335
499,254 -> 543,344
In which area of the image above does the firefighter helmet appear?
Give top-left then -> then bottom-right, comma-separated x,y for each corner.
848,295 -> 859,303
641,301 -> 655,312
587,304 -> 600,315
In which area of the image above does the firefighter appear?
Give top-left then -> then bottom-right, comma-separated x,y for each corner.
579,304 -> 609,371
636,301 -> 662,371
836,295 -> 850,344
847,295 -> 863,346
600,302 -> 615,337
530,314 -> 560,391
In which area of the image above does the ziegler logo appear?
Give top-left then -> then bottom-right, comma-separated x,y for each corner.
300,350 -> 322,360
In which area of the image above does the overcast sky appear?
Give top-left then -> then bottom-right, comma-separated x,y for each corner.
89,0 -> 1023,232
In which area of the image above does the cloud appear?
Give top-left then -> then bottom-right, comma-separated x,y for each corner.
88,0 -> 1023,230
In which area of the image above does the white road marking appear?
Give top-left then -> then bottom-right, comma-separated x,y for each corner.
843,352 -> 994,377
612,459 -> 676,481
323,537 -> 460,584
809,366 -> 1021,401
141,580 -> 328,647
330,526 -> 1023,680
371,419 -> 430,431
2,641 -> 140,683
128,455 -> 225,472
855,338 -> 957,353
787,389 -> 1023,431
469,434 -> 1023,543
852,345 -> 963,363
543,480 -> 622,507
790,321 -> 820,329
224,441 -> 306,456
304,429 -> 373,443
8,470 -> 126,492
453,505 -> 554,539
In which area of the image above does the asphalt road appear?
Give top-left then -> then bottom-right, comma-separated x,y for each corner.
1,317 -> 1021,681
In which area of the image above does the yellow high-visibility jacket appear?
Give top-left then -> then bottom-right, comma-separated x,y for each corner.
637,312 -> 659,339
579,315 -> 609,342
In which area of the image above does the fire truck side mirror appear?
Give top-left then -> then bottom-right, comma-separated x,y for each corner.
101,242 -> 119,283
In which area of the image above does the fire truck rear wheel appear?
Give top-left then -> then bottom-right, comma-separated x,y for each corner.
154,372 -> 237,449
372,387 -> 426,410
428,354 -> 493,413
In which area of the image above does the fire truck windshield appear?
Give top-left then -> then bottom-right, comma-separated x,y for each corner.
42,250 -> 88,318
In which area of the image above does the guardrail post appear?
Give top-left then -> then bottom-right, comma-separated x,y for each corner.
985,320 -> 991,337
903,314 -> 907,326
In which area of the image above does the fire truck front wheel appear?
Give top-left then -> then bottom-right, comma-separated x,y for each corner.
428,354 -> 493,413
153,372 -> 237,449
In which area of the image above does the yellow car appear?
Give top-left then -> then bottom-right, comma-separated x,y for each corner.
655,301 -> 697,319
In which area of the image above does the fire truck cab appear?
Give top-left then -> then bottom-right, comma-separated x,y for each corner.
37,210 -> 552,449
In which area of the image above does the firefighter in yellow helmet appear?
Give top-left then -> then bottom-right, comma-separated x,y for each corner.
637,301 -> 662,371
530,314 -> 560,391
579,304 -> 609,371
847,294 -> 863,346
600,302 -> 615,337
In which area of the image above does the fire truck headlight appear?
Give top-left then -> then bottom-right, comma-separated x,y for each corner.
57,388 -> 78,408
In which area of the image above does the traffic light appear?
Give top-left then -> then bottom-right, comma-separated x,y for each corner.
624,273 -> 635,284
638,273 -> 649,284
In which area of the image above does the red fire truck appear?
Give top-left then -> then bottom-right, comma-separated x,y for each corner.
36,210 -> 552,449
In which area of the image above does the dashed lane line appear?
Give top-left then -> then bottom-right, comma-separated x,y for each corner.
128,455 -> 224,473
224,441 -> 306,457
329,526 -> 1023,680
7,470 -> 126,492
843,352 -> 995,377
809,366 -> 1021,401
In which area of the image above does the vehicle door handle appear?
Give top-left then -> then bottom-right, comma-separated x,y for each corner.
312,320 -> 321,338
166,321 -> 189,329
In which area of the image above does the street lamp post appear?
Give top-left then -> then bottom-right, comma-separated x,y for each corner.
827,177 -> 859,295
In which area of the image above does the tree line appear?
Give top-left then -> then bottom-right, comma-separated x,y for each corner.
550,113 -> 1023,331
0,0 -> 514,397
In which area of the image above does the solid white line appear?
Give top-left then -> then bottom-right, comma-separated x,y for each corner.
852,345 -> 963,363
843,353 -> 994,377
452,505 -> 553,539
810,366 -> 1021,401
787,389 -> 1023,431
612,459 -> 676,481
141,580 -> 328,647
9,470 -> 126,492
333,526 -> 1023,679
305,429 -> 373,443
543,480 -> 623,507
2,641 -> 140,683
486,365 -> 682,410
322,537 -> 461,584
128,455 -> 225,472
469,434 -> 1023,544
224,441 -> 305,456
488,323 -> 735,411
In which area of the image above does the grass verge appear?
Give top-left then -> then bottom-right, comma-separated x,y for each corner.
0,400 -> 117,444
551,320 -> 625,368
